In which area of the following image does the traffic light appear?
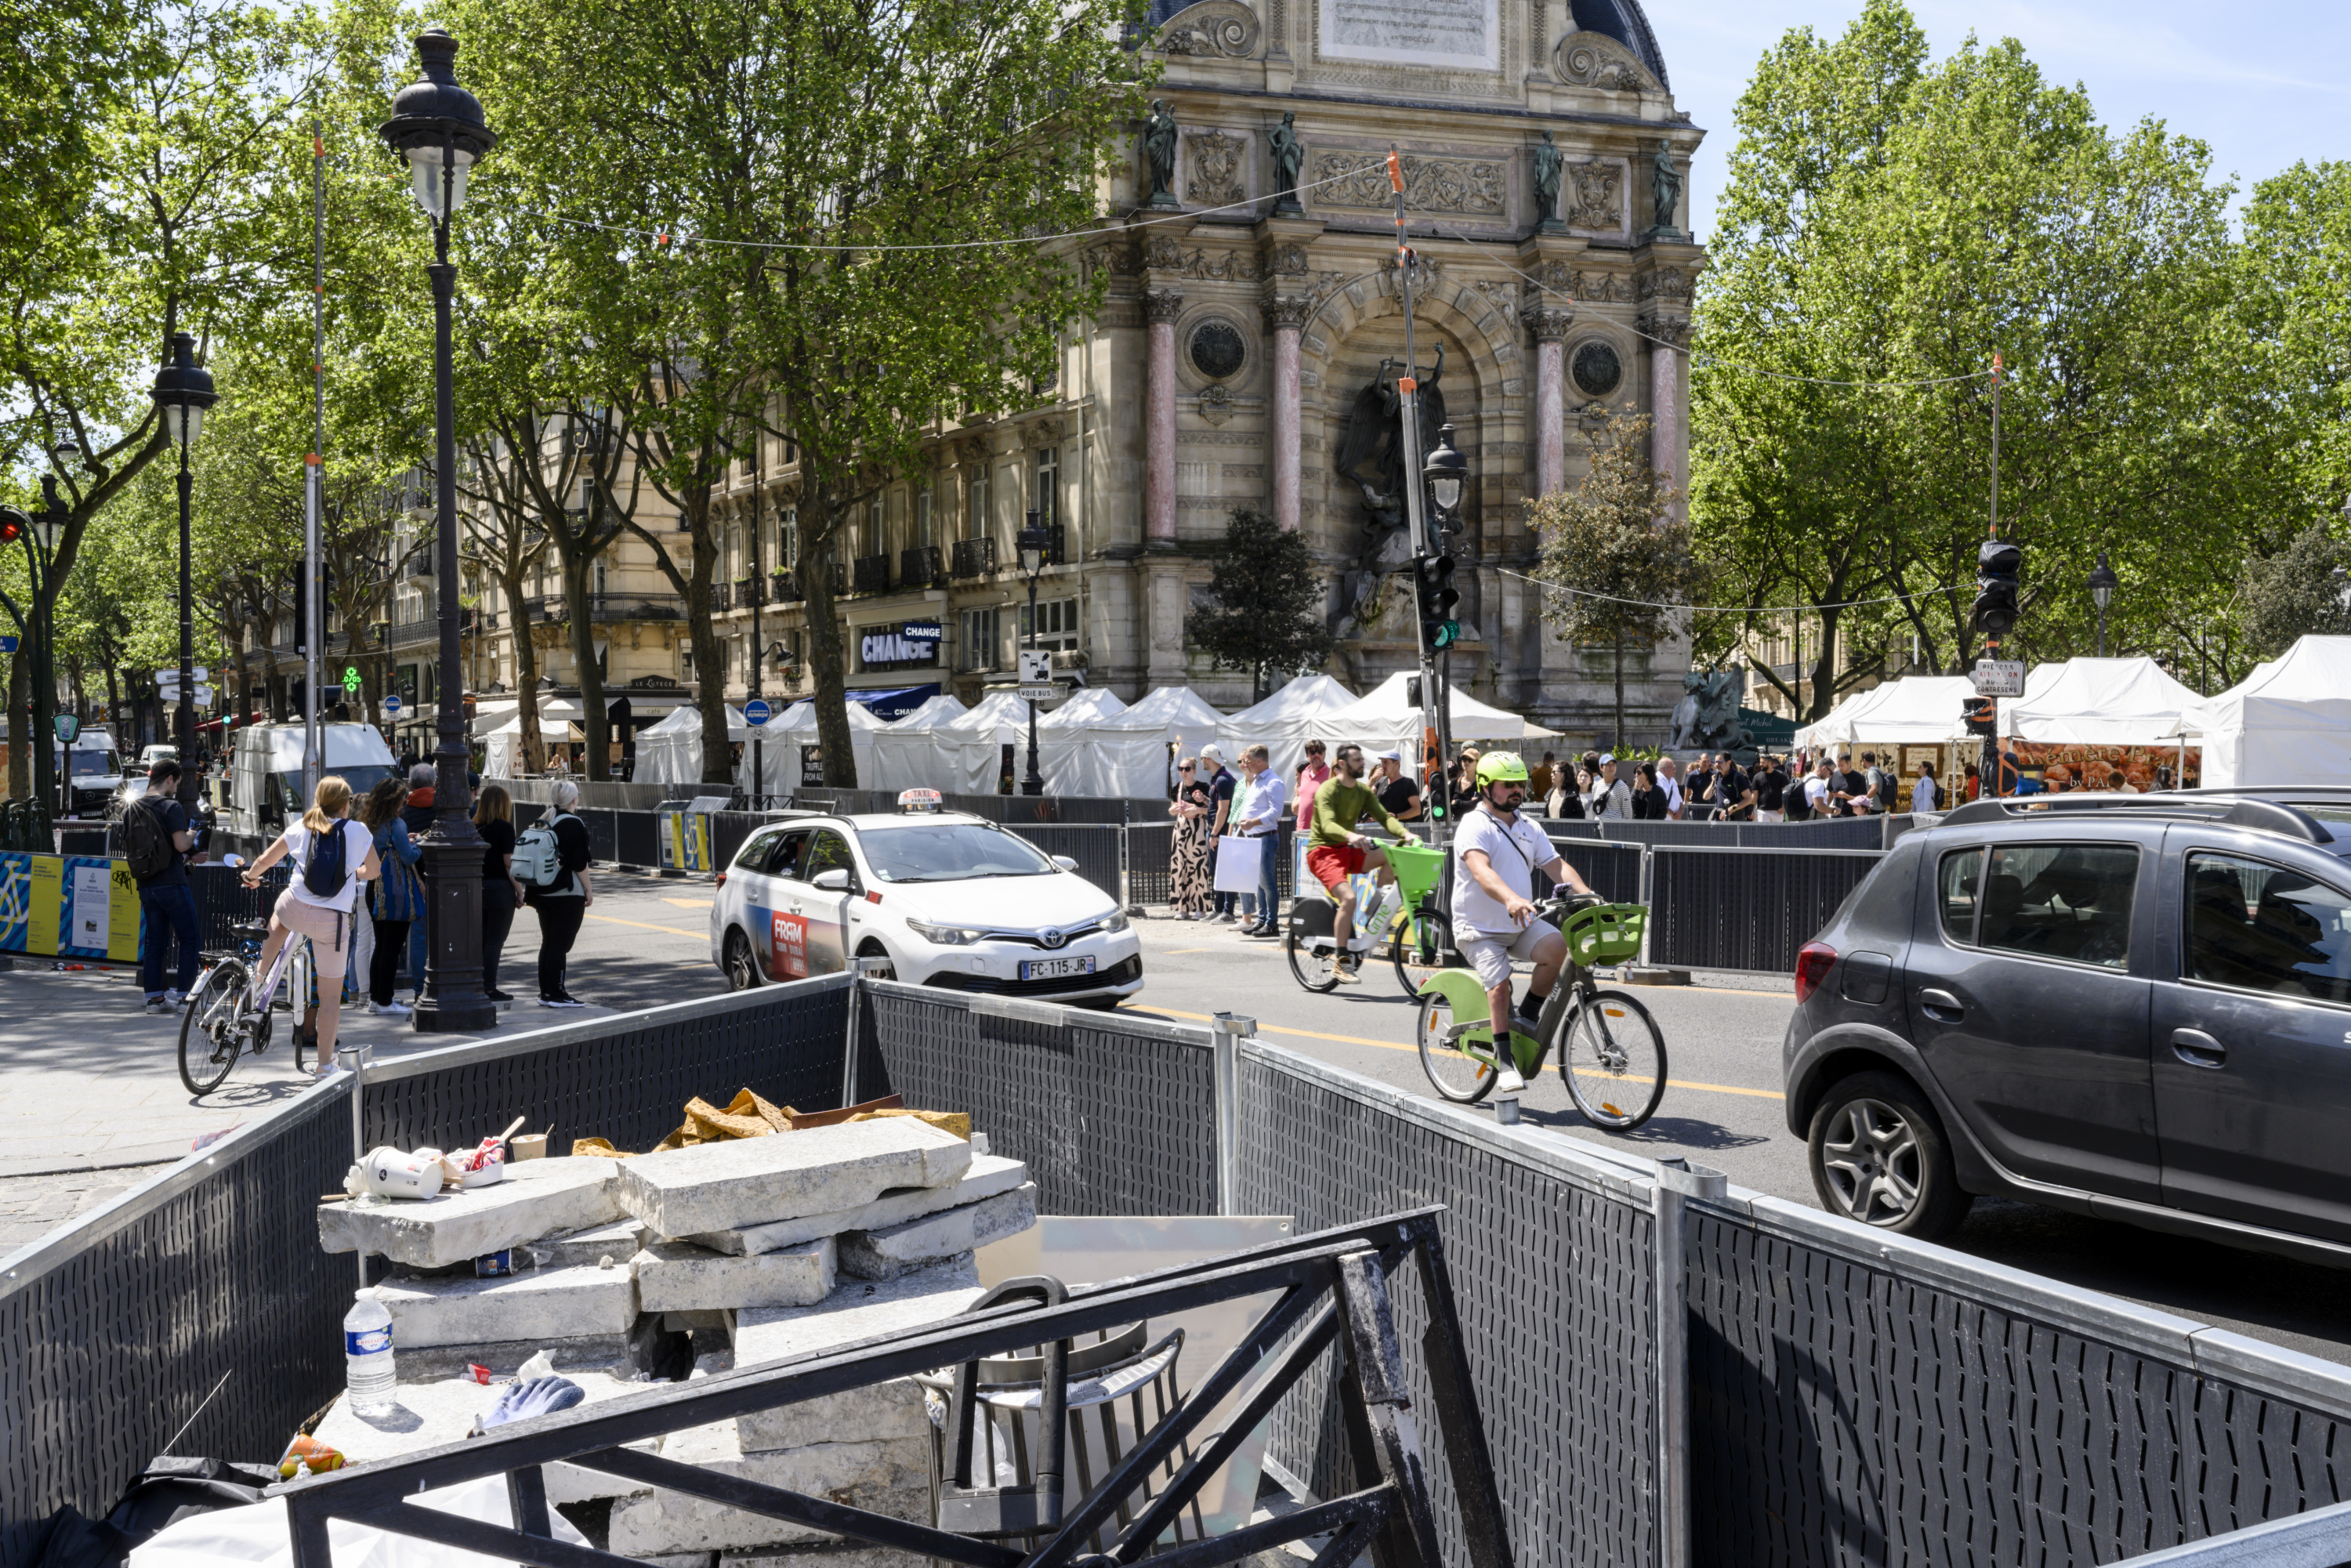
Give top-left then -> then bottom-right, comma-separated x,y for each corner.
1415,552 -> 1460,651
1972,540 -> 2022,638
0,510 -> 23,545
1962,696 -> 1997,736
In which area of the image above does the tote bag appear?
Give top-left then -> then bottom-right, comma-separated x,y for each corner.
1212,835 -> 1269,894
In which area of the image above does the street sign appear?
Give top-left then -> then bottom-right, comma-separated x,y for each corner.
167,685 -> 218,707
54,715 -> 79,743
1016,684 -> 1058,703
0,636 -> 16,654
1017,650 -> 1051,684
154,666 -> 210,685
383,694 -> 403,716
744,698 -> 772,726
1971,659 -> 2026,697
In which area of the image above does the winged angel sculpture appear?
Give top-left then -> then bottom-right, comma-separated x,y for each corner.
1332,346 -> 1447,637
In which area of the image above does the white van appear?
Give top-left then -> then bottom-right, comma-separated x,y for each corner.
58,730 -> 125,818
225,722 -> 400,843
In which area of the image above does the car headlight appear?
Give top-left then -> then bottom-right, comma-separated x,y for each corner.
1099,911 -> 1129,934
907,920 -> 986,947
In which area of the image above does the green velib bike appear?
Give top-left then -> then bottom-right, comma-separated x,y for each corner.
1414,896 -> 1669,1132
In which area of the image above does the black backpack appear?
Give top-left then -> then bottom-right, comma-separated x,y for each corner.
303,820 -> 352,900
123,798 -> 176,879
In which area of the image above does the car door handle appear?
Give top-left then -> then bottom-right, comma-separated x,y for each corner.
2172,1028 -> 2228,1070
1918,988 -> 1964,1021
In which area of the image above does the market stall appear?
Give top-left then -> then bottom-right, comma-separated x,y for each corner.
2171,636 -> 2351,788
1213,674 -> 1358,780
867,693 -> 970,795
1319,671 -> 1524,767
633,703 -> 751,790
737,699 -> 886,797
1039,685 -> 1221,798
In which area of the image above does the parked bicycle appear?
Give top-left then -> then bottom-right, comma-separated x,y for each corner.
177,918 -> 315,1095
1413,894 -> 1668,1131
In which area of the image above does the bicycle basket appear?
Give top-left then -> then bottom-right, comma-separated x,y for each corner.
1384,842 -> 1447,907
1561,902 -> 1645,966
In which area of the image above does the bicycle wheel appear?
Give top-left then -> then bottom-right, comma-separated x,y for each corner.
1285,930 -> 1340,994
179,959 -> 250,1096
1416,989 -> 1497,1103
1389,910 -> 1443,995
1559,987 -> 1668,1131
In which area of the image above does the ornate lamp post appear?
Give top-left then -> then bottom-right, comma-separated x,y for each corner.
1422,422 -> 1467,524
1016,510 -> 1048,798
2087,552 -> 2117,659
380,27 -> 497,1032
151,331 -> 216,806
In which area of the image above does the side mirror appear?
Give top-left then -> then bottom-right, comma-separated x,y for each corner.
810,868 -> 851,892
1052,855 -> 1078,871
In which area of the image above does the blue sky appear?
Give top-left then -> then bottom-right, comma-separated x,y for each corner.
1657,0 -> 2351,239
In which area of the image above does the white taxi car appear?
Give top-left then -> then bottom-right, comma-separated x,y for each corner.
708,802 -> 1143,1008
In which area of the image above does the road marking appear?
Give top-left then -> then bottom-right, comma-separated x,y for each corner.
587,914 -> 709,940
1142,1005 -> 1786,1102
1164,947 -> 1216,955
661,897 -> 714,910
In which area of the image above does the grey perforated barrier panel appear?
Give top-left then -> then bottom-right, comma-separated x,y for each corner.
861,985 -> 1216,1217
1234,1048 -> 1659,1568
1648,847 -> 1882,973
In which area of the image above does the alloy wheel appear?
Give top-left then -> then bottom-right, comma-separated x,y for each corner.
1820,1097 -> 1923,1224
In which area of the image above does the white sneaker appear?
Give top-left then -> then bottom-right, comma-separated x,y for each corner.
165,988 -> 190,1008
367,999 -> 413,1019
1497,1066 -> 1528,1095
1332,960 -> 1362,986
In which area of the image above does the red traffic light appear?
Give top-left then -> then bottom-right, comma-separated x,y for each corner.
0,510 -> 24,545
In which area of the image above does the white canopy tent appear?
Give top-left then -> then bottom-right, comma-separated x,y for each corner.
1317,672 -> 1525,766
1030,689 -> 1131,794
634,704 -> 751,789
1038,687 -> 1221,798
2171,636 -> 2351,788
1213,674 -> 1358,780
737,699 -> 887,797
868,694 -> 970,795
1795,675 -> 1980,748
1994,657 -> 2201,746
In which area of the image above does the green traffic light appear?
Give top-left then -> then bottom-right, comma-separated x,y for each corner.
1433,621 -> 1459,650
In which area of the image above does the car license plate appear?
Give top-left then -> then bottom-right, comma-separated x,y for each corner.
1020,955 -> 1096,981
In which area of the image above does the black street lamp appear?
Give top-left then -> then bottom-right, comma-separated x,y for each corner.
1422,422 -> 1467,527
1016,509 -> 1048,798
151,330 -> 216,807
2086,552 -> 2118,659
380,26 -> 497,1033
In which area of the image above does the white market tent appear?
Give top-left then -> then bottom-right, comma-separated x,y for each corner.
1213,674 -> 1358,780
738,699 -> 886,797
1996,657 -> 2201,746
871,690 -> 1036,795
1795,675 -> 1980,748
868,694 -> 970,795
1032,689 -> 1131,794
2171,636 -> 2351,788
634,704 -> 751,789
1038,685 -> 1220,798
1318,672 -> 1525,766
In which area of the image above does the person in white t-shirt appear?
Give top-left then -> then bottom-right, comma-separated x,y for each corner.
241,774 -> 382,1077
1451,752 -> 1599,1093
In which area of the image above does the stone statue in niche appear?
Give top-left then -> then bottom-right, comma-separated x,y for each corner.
1649,140 -> 1683,237
1667,671 -> 1753,755
1331,349 -> 1449,637
1531,131 -> 1564,233
1144,101 -> 1181,208
1267,112 -> 1304,214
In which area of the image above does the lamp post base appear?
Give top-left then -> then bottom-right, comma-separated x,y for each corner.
412,833 -> 496,1033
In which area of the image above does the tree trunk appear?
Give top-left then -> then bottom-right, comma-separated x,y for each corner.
686,515 -> 731,791
560,551 -> 608,780
503,571 -> 542,773
1804,607 -> 1842,723
1612,628 -> 1625,751
801,520 -> 857,788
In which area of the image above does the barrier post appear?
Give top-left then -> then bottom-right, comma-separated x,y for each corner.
1652,1156 -> 1725,1568
842,956 -> 892,1107
1208,1011 -> 1253,1215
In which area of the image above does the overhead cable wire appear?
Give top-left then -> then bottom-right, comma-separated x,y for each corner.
1494,563 -> 1962,616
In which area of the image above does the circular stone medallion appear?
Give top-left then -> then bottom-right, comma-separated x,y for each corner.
1189,320 -> 1246,381
1571,340 -> 1622,399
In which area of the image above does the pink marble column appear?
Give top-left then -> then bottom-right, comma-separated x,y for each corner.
1263,295 -> 1308,529
1639,312 -> 1690,511
1145,288 -> 1183,541
1521,303 -> 1572,498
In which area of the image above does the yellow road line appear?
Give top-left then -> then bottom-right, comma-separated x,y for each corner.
661,897 -> 714,910
587,914 -> 709,940
1141,1005 -> 1785,1102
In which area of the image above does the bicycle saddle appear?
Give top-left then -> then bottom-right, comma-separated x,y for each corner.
231,919 -> 271,938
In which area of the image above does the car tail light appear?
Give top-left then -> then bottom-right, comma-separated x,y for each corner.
715,871 -> 728,887
1794,942 -> 1836,1004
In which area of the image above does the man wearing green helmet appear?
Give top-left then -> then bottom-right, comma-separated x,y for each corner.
1453,750 -> 1599,1088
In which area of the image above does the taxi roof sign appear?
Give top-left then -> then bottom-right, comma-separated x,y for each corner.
897,788 -> 944,814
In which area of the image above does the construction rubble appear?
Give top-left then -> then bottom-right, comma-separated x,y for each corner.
313,1097 -> 1034,1567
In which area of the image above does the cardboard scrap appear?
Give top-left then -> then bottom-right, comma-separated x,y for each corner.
573,1091 -> 969,1159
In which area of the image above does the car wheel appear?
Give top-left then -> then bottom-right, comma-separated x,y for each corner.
723,928 -> 761,992
1807,1070 -> 1971,1240
856,940 -> 896,981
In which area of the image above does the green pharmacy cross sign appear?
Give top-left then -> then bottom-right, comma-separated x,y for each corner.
343,666 -> 361,693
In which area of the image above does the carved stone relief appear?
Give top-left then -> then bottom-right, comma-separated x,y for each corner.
1552,30 -> 1656,92
1187,129 -> 1246,208
1637,266 -> 1694,304
1311,153 -> 1505,215
1570,270 -> 1630,303
1198,385 -> 1234,425
1565,160 -> 1621,231
1158,0 -> 1261,56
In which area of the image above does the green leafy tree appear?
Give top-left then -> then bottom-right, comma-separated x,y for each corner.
1186,507 -> 1338,703
1531,415 -> 1705,748
2237,523 -> 2351,658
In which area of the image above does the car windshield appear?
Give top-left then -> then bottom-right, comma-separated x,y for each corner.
858,822 -> 1056,883
66,750 -> 121,777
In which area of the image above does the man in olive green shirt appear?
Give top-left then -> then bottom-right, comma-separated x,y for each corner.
1305,743 -> 1414,982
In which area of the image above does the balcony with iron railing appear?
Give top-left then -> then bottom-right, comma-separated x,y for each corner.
734,575 -> 763,609
951,537 -> 996,579
771,570 -> 801,605
898,545 -> 944,590
851,554 -> 891,596
520,592 -> 687,624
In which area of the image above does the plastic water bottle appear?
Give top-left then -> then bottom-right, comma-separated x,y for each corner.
344,1288 -> 397,1413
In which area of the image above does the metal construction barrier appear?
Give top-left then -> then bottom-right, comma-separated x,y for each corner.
999,822 -> 1128,907
1646,846 -> 1883,973
11,980 -> 2351,1567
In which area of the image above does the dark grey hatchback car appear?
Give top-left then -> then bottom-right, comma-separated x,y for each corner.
1782,789 -> 2351,1262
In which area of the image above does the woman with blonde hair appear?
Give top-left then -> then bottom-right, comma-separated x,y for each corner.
239,774 -> 381,1075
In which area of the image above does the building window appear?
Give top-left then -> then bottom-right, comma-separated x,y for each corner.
917,486 -> 934,549
680,643 -> 694,682
968,465 -> 989,541
960,607 -> 999,672
781,506 -> 799,570
1018,596 -> 1079,652
1034,447 -> 1058,531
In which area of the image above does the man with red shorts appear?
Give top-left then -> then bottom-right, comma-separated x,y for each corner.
1304,743 -> 1415,982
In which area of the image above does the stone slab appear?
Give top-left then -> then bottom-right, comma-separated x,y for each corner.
313,1372 -> 657,1506
689,1155 -> 1030,1256
540,1216 -> 648,1268
616,1121 -> 971,1240
395,1336 -> 633,1384
375,1262 -> 639,1349
734,1258 -> 983,1454
608,1426 -> 932,1558
840,1185 -> 1037,1283
637,1237 -> 836,1314
723,1545 -> 933,1568
318,1157 -> 623,1269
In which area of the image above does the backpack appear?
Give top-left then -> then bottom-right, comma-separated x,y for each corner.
302,820 -> 353,900
512,813 -> 572,889
123,798 -> 176,880
1870,766 -> 1897,811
